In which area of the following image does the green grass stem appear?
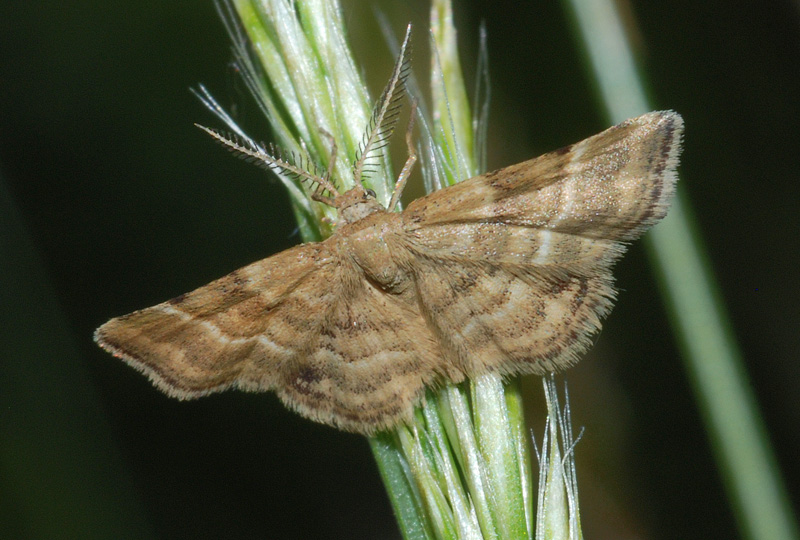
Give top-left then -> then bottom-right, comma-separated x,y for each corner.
562,1 -> 799,539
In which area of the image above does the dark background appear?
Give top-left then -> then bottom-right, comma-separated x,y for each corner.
1,0 -> 798,539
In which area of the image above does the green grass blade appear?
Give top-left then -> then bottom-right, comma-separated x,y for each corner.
370,433 -> 437,540
561,1 -> 800,539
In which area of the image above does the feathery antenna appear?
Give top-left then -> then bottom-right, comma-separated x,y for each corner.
196,124 -> 341,206
352,24 -> 413,186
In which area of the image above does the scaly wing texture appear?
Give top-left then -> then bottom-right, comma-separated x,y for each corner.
96,239 -> 444,433
94,243 -> 337,399
275,254 -> 444,433
400,111 -> 683,376
404,111 -> 683,240
400,224 -> 619,376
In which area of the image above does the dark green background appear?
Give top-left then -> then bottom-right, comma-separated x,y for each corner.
1,1 -> 798,538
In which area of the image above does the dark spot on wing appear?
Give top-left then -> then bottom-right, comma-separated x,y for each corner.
553,143 -> 573,156
168,293 -> 187,305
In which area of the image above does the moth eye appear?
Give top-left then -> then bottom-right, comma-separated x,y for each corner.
365,189 -> 377,198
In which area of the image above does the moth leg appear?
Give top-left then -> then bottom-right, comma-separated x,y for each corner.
310,189 -> 336,207
311,128 -> 340,206
319,128 -> 338,185
389,99 -> 418,212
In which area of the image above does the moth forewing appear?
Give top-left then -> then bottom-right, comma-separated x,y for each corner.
404,111 -> 683,242
94,243 -> 336,399
96,111 -> 683,434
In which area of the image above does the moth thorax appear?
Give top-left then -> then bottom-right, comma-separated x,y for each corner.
337,187 -> 386,224
347,214 -> 407,292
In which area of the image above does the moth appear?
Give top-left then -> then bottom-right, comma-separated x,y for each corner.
95,34 -> 683,434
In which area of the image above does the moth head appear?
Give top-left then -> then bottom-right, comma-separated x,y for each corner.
335,186 -> 384,224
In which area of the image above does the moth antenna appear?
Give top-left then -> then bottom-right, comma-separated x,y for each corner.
196,124 -> 340,204
352,24 -> 412,185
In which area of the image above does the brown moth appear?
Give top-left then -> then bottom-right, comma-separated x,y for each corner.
95,35 -> 683,434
